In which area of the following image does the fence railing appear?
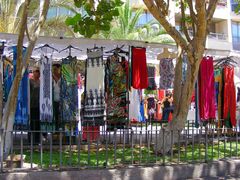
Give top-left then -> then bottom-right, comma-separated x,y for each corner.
0,120 -> 239,172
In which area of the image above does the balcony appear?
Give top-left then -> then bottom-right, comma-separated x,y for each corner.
186,30 -> 231,50
208,32 -> 228,41
206,32 -> 232,50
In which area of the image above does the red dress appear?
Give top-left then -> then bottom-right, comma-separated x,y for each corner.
223,66 -> 236,126
198,57 -> 216,120
131,47 -> 148,89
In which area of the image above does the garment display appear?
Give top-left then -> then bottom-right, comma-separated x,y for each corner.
105,55 -> 128,130
40,55 -> 53,122
131,47 -> 148,89
4,64 -> 13,102
139,101 -> 145,122
61,56 -> 79,122
12,46 -> 29,127
195,81 -> 200,127
214,68 -> 223,125
223,66 -> 236,127
83,47 -> 105,126
129,89 -> 141,121
198,56 -> 216,120
237,87 -> 240,102
147,66 -> 156,90
159,58 -> 174,89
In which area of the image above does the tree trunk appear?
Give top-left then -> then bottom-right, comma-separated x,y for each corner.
0,0 -> 50,158
154,50 -> 202,154
1,73 -> 23,157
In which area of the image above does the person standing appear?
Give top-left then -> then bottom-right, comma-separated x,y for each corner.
30,67 -> 40,144
52,64 -> 61,131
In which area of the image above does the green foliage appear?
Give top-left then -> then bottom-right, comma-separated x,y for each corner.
19,141 -> 240,168
234,0 -> 240,14
66,0 -> 123,38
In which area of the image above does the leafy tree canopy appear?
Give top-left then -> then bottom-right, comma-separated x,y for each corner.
66,0 -> 123,38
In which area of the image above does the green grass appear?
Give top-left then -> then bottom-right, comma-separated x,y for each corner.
14,141 -> 240,169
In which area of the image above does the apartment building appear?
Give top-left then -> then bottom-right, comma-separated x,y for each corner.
129,0 -> 240,51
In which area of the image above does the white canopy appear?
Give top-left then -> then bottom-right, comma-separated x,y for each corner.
0,32 -> 240,64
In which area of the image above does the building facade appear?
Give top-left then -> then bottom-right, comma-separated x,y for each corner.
128,0 -> 240,51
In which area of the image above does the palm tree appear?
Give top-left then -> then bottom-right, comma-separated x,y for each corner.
0,0 -> 77,37
95,0 -> 174,44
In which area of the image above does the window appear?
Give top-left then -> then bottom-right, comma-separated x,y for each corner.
232,22 -> 240,50
59,7 -> 69,16
47,8 -> 57,18
136,12 -> 156,26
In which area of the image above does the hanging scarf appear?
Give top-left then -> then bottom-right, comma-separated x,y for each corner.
12,46 -> 29,127
83,48 -> 105,126
61,56 -> 78,122
40,55 -> 53,122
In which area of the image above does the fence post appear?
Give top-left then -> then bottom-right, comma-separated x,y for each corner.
0,128 -> 3,172
205,127 -> 208,163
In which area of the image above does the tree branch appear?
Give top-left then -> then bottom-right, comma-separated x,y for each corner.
25,23 -> 32,42
186,0 -> 196,37
194,0 -> 207,60
16,0 -> 31,76
143,0 -> 188,50
186,0 -> 197,22
24,0 -> 50,68
180,0 -> 191,43
207,0 -> 218,23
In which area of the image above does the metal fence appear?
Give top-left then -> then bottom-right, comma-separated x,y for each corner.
0,120 -> 240,172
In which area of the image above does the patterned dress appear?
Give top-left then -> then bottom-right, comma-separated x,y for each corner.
105,55 -> 128,130
83,48 -> 105,126
61,56 -> 79,123
159,58 -> 174,89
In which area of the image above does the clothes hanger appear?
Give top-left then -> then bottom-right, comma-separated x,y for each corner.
105,45 -> 129,55
34,44 -> 58,52
87,44 -> 105,52
59,45 -> 82,57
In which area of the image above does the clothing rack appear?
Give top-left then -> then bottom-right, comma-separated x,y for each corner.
105,45 -> 129,55
214,56 -> 237,67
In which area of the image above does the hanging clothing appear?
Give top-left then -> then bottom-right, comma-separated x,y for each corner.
214,68 -> 223,126
237,87 -> 240,102
83,48 -> 105,126
223,66 -> 236,127
129,89 -> 141,122
131,47 -> 148,89
139,101 -> 145,122
182,55 -> 188,82
4,64 -> 13,102
12,46 -> 29,127
61,56 -> 79,122
159,58 -> 174,89
40,55 -> 53,122
105,55 -> 128,130
198,57 -> 216,120
78,73 -> 84,125
195,81 -> 200,128
147,66 -> 156,90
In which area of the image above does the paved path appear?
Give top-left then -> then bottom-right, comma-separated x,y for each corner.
1,159 -> 240,180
